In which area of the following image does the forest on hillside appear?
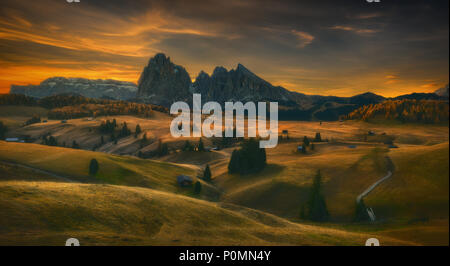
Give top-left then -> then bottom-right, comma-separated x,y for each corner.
343,99 -> 449,124
0,94 -> 168,119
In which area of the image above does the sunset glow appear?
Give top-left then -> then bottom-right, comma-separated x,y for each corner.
0,0 -> 448,97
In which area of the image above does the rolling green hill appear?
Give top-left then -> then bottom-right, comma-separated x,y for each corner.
0,174 -> 409,245
0,141 -> 197,195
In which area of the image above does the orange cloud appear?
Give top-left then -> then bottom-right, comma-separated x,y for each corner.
329,25 -> 379,35
291,30 -> 315,48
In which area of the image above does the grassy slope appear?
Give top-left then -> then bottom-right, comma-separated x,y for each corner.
0,165 -> 409,246
0,113 -> 448,245
0,106 -> 49,128
214,141 -> 448,245
0,141 -> 196,195
216,142 -> 391,221
367,142 -> 449,220
362,143 -> 449,245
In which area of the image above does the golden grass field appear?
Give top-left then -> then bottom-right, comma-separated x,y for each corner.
0,151 -> 413,246
0,106 -> 448,245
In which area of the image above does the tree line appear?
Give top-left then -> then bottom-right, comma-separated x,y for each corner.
343,99 -> 449,124
0,94 -> 168,119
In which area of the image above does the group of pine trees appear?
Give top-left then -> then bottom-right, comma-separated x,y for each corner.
0,94 -> 37,106
156,139 -> 169,156
182,138 -> 205,152
42,135 -> 58,146
228,138 -> 267,175
297,170 -> 380,223
99,119 -> 117,134
24,114 -> 41,126
99,120 -> 143,145
47,102 -> 155,120
344,99 -> 449,123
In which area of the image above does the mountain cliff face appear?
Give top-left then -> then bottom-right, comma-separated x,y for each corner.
192,64 -> 301,106
10,77 -> 137,100
137,53 -> 192,106
135,53 -> 388,121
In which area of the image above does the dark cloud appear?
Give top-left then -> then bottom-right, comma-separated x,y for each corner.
0,0 -> 448,96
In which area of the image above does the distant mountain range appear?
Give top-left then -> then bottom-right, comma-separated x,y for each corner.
9,53 -> 448,121
136,53 -> 448,120
10,77 -> 138,101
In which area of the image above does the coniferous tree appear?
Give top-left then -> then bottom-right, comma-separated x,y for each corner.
118,122 -> 131,138
142,132 -> 147,141
157,140 -> 169,156
203,165 -> 212,181
228,149 -> 241,174
305,170 -> 329,222
135,124 -> 142,138
47,136 -> 58,146
227,138 -> 266,175
183,140 -> 194,151
354,199 -> 371,222
314,132 -> 322,142
194,181 -> 202,194
303,136 -> 310,146
89,159 -> 99,175
198,138 -> 205,152
72,140 -> 80,149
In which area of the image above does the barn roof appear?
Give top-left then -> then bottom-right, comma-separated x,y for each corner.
177,175 -> 192,183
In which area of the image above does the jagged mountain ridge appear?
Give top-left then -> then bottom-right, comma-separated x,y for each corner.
135,53 -> 394,120
9,53 -> 448,121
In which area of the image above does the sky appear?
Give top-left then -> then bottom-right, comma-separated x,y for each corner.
0,0 -> 448,97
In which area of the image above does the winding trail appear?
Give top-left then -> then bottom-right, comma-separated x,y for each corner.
356,170 -> 392,204
356,156 -> 395,221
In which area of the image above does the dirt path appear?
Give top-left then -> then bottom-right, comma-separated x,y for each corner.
356,156 -> 395,204
356,156 -> 395,221
356,171 -> 392,204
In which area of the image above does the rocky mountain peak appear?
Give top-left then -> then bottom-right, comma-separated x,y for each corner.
212,66 -> 228,76
137,53 -> 192,106
236,63 -> 252,75
196,70 -> 210,80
